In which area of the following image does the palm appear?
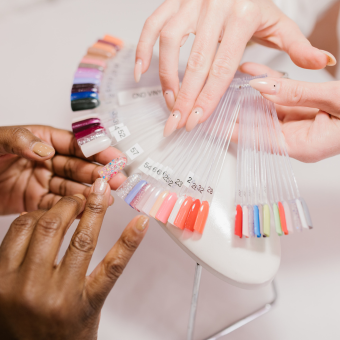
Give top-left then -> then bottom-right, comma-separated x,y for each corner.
0,126 -> 125,215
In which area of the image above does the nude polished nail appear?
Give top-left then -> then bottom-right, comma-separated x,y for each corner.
134,59 -> 142,83
320,50 -> 337,66
32,142 -> 54,157
186,107 -> 203,132
249,78 -> 280,94
136,215 -> 149,232
163,111 -> 181,137
164,90 -> 175,110
94,178 -> 107,194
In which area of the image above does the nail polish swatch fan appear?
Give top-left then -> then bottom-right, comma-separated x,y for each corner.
69,35 -> 281,288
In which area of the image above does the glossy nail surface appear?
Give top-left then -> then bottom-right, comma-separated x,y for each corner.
174,197 -> 193,230
71,91 -> 98,101
103,34 -> 124,47
142,187 -> 162,215
249,78 -> 280,94
75,125 -> 104,139
130,184 -> 152,211
81,57 -> 106,68
186,107 -> 203,132
194,201 -> 209,234
283,201 -> 294,233
263,204 -> 271,237
168,195 -> 186,225
254,205 -> 261,238
234,205 -> 242,238
278,202 -> 288,235
149,191 -> 169,218
242,205 -> 249,238
99,155 -> 127,181
163,111 -> 181,137
73,77 -> 100,85
92,42 -> 116,55
125,180 -> 147,205
320,50 -> 337,66
164,90 -> 175,110
136,215 -> 149,232
299,197 -> 313,229
32,142 -> 54,157
184,199 -> 200,231
155,192 -> 178,223
273,203 -> 283,236
116,174 -> 142,199
135,185 -> 155,212
87,47 -> 114,58
258,204 -> 264,236
72,118 -> 101,133
296,199 -> 309,229
134,59 -> 142,83
71,98 -> 100,111
79,63 -> 104,71
94,178 -> 107,194
80,135 -> 111,158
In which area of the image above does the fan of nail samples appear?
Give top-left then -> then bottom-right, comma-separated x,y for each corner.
98,78 -> 243,234
70,34 -> 170,158
234,79 -> 313,238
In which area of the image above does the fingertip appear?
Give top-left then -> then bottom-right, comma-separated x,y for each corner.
289,44 -> 330,69
135,215 -> 149,233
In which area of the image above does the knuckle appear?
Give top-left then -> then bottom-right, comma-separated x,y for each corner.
61,196 -> 80,209
63,158 -> 75,180
104,256 -> 126,282
234,0 -> 259,20
144,16 -> 158,30
210,57 -> 233,78
86,201 -> 106,215
11,214 -> 35,232
159,29 -> 175,43
36,214 -> 61,236
176,89 -> 193,104
199,90 -> 216,104
187,51 -> 207,73
287,84 -> 305,105
71,230 -> 94,253
158,66 -> 174,80
121,234 -> 138,252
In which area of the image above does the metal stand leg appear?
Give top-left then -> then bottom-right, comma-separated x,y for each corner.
187,263 -> 202,340
204,280 -> 278,340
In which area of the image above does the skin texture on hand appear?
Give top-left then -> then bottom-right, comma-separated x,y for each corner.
233,63 -> 340,163
0,180 -> 149,340
135,0 -> 335,136
0,125 -> 127,215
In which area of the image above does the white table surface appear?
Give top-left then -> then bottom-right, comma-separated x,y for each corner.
0,0 -> 339,339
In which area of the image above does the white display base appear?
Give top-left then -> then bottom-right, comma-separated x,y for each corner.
126,142 -> 281,289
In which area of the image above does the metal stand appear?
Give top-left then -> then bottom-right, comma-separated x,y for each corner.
186,263 -> 278,340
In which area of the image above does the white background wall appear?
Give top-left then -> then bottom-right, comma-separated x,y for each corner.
0,0 -> 339,339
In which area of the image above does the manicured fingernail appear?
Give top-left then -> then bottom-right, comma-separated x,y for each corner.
109,195 -> 114,206
186,107 -> 203,132
164,90 -> 175,110
249,78 -> 280,94
20,212 -> 28,216
93,178 -> 107,194
74,194 -> 86,200
320,50 -> 337,66
32,142 -> 54,157
135,215 -> 149,232
180,34 -> 189,47
134,59 -> 142,82
163,110 -> 181,137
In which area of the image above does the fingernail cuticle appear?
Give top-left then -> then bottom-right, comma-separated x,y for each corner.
136,215 -> 149,231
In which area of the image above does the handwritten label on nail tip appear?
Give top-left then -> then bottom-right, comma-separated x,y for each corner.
118,85 -> 163,106
125,143 -> 144,161
112,125 -> 131,142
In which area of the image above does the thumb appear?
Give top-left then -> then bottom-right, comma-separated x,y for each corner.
275,17 -> 336,69
0,126 -> 55,160
249,77 -> 340,117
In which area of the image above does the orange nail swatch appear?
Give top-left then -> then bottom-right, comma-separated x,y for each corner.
92,42 -> 116,55
174,197 -> 194,230
278,202 -> 288,235
194,201 -> 209,234
87,47 -> 114,59
103,35 -> 124,47
184,199 -> 201,231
